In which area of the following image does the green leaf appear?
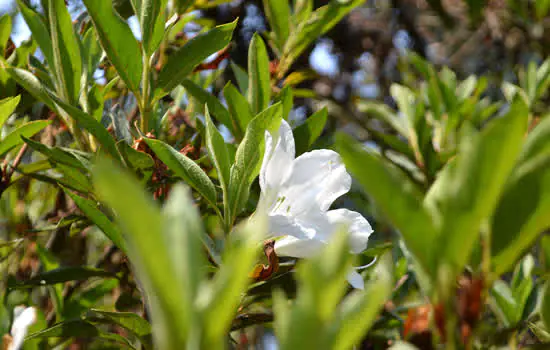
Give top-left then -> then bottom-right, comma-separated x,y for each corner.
281,0 -> 361,73
541,282 -> 550,331
117,141 -> 155,170
201,216 -> 265,348
0,120 -> 51,157
48,0 -> 82,104
5,67 -> 57,111
205,108 -> 231,196
181,79 -> 235,134
143,137 -> 219,212
93,159 -> 190,348
518,115 -> 550,166
0,15 -> 11,55
0,95 -> 20,129
279,85 -> 293,120
293,107 -> 327,154
153,20 -> 237,101
263,0 -> 291,51
62,188 -> 127,254
27,320 -> 100,339
332,254 -> 393,350
248,33 -> 271,114
174,0 -> 194,13
336,133 -> 436,277
17,0 -> 54,67
490,280 -> 518,327
82,0 -> 142,94
8,267 -> 116,288
88,309 -> 152,341
223,82 -> 252,140
230,61 -> 249,94
22,136 -> 88,170
137,0 -> 167,55
161,185 -> 205,327
227,103 -> 283,224
491,154 -> 550,275
427,99 -> 528,275
49,95 -> 120,160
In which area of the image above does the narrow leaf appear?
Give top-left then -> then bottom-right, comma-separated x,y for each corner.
82,0 -> 142,94
248,33 -> 271,114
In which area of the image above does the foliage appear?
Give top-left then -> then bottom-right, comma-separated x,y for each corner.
0,1 -> 549,349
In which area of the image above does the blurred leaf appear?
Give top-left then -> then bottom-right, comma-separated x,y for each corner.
427,99 -> 528,275
223,82 -> 252,139
293,107 -> 328,155
490,280 -> 519,326
542,282 -> 550,332
63,188 -> 127,254
227,103 -> 283,224
48,0 -> 82,104
153,20 -> 237,101
491,153 -> 550,274
88,309 -> 152,346
83,0 -> 142,94
0,120 -> 51,157
93,159 -> 190,349
200,216 -> 264,348
27,320 -> 100,339
143,137 -> 219,213
337,133 -> 436,277
181,79 -> 235,134
332,254 -> 393,350
248,33 -> 271,115
518,115 -> 550,165
174,0 -> 194,13
9,267 -> 116,288
0,95 -> 20,129
263,0 -> 290,52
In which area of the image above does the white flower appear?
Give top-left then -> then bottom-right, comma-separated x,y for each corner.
8,306 -> 36,350
259,120 -> 373,289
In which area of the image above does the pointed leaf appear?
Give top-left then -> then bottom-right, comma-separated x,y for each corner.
48,0 -> 82,104
0,120 -> 51,157
153,20 -> 237,100
82,0 -> 142,94
248,33 -> 271,114
143,137 -> 218,212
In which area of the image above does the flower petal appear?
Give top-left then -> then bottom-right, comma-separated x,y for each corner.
10,306 -> 36,350
327,209 -> 373,254
268,214 -> 313,240
274,235 -> 326,258
260,120 -> 295,194
275,150 -> 351,216
347,270 -> 365,290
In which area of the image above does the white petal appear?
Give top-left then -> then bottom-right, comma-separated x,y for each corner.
260,120 -> 295,193
275,150 -> 351,216
327,209 -> 373,254
274,235 -> 326,258
268,214 -> 313,240
10,307 -> 36,350
347,270 -> 365,290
